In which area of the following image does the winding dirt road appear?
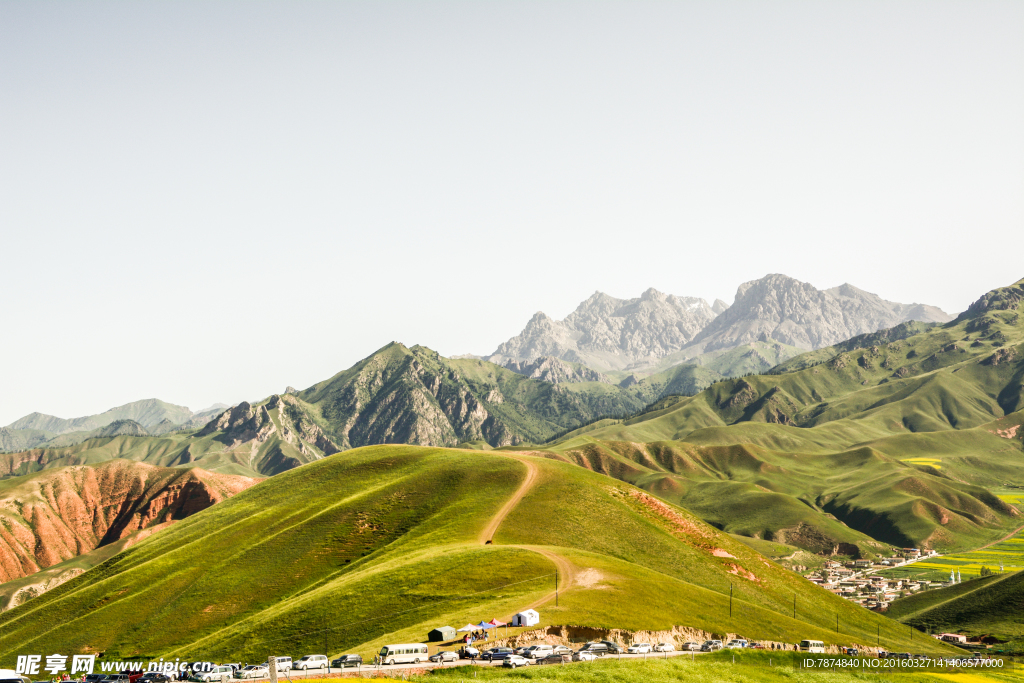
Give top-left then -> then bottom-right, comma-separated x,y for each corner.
479,453 -> 577,610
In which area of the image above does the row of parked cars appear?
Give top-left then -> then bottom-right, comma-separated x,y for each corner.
438,640 -> 705,667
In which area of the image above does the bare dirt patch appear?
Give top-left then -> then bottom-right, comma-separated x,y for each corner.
574,568 -> 606,589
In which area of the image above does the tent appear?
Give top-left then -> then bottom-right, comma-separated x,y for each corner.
428,626 -> 457,642
456,624 -> 477,632
487,619 -> 506,627
475,621 -> 495,630
512,609 -> 539,627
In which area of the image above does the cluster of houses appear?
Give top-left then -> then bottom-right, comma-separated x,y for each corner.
802,548 -> 941,612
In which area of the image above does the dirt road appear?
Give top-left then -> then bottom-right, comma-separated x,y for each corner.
478,453 -> 578,613
478,454 -> 539,545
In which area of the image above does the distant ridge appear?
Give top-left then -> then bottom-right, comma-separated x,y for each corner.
1,399 -> 226,452
488,275 -> 952,376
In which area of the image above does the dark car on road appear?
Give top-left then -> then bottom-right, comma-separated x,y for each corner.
480,648 -> 515,661
140,675 -> 172,683
537,654 -> 573,666
330,655 -> 361,669
600,641 -> 624,654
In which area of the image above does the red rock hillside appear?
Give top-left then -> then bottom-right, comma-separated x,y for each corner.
0,461 -> 260,583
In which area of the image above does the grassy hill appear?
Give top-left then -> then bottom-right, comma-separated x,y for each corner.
887,569 -> 1024,648
0,446 -> 955,661
521,279 -> 1024,555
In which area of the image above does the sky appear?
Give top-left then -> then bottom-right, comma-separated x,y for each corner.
1,1 -> 1022,425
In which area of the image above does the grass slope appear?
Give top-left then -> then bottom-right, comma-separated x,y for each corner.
0,446 -> 954,662
888,569 -> 1024,646
527,279 -> 1024,554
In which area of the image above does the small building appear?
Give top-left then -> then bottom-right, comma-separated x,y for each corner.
938,633 -> 967,644
512,609 -> 540,627
428,626 -> 457,642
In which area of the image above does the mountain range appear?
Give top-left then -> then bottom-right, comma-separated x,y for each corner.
0,400 -> 227,453
488,274 -> 952,378
0,274 -> 1019,660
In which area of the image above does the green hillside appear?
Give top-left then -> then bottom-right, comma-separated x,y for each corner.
888,569 -> 1024,647
0,446 -> 953,661
523,279 -> 1024,555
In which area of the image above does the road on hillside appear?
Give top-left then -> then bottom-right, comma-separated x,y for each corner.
229,649 -> 710,678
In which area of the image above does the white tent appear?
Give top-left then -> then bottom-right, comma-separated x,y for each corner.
456,624 -> 477,632
512,609 -> 539,627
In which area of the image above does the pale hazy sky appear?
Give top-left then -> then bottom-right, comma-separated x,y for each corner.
1,1 -> 1022,425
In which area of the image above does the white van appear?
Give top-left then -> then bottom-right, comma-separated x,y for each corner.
268,657 -> 292,672
0,670 -> 31,683
799,640 -> 825,653
378,644 -> 429,665
291,656 -> 328,671
525,645 -> 553,659
193,665 -> 235,682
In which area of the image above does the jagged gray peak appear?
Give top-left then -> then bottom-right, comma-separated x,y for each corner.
488,288 -> 720,371
502,357 -> 609,384
688,274 -> 953,353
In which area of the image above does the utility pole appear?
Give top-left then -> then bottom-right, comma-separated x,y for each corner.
729,584 -> 733,618
793,593 -> 796,619
555,569 -> 559,607
836,614 -> 839,634
877,624 -> 879,647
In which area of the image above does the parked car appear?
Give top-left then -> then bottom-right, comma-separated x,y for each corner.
221,665 -> 241,672
101,675 -> 130,683
627,643 -> 652,654
502,655 -> 530,669
653,643 -> 675,653
551,646 -> 573,655
725,639 -> 748,649
600,641 -> 625,654
844,647 -> 859,656
701,640 -> 723,652
573,651 -> 600,662
428,651 -> 459,664
578,642 -> 609,655
679,642 -> 701,652
233,666 -> 267,680
537,654 -> 572,665
140,675 -> 171,683
85,675 -> 107,683
192,666 -> 236,682
330,655 -> 362,669
480,648 -> 515,661
457,646 -> 480,660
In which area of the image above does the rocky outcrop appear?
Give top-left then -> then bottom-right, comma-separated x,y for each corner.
0,461 -> 259,583
301,343 -> 648,450
502,357 -> 609,384
488,288 -> 721,371
686,275 -> 952,354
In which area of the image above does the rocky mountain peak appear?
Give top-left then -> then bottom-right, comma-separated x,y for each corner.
488,288 -> 720,371
687,274 -> 953,353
